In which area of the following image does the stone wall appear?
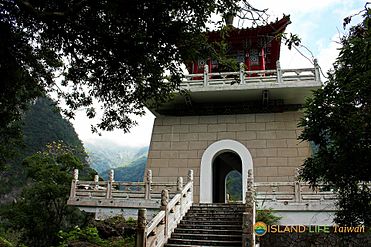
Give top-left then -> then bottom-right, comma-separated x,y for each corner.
146,111 -> 310,202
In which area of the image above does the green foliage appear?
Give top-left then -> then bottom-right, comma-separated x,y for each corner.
299,5 -> 371,226
0,0 -> 244,138
226,170 -> 242,201
1,142 -> 92,247
256,209 -> 282,225
0,97 -> 91,196
58,227 -> 106,246
57,216 -> 136,247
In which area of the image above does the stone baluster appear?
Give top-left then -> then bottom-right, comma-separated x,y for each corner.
187,169 -> 193,184
294,168 -> 302,202
243,169 -> 255,247
106,169 -> 114,199
145,169 -> 152,200
94,174 -> 99,190
177,176 -> 184,214
239,62 -> 245,84
276,60 -> 282,83
314,58 -> 320,82
136,208 -> 147,247
203,64 -> 209,86
161,189 -> 169,239
70,169 -> 79,198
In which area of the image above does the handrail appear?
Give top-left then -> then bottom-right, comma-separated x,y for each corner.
137,169 -> 194,247
180,60 -> 321,88
146,211 -> 165,237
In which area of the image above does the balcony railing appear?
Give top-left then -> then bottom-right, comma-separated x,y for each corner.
181,60 -> 321,89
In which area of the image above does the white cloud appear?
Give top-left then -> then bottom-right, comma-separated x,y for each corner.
72,108 -> 155,147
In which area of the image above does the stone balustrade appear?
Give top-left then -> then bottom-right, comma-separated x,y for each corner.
180,60 -> 321,89
137,170 -> 194,247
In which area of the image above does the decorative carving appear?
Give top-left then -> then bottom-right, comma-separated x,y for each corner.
73,169 -> 79,180
161,189 -> 169,207
187,170 -> 193,183
146,169 -> 152,183
177,177 -> 183,192
137,208 -> 147,229
109,169 -> 114,182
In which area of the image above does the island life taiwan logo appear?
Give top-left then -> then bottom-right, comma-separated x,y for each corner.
254,221 -> 267,236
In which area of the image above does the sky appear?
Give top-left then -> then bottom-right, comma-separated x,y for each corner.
71,0 -> 366,148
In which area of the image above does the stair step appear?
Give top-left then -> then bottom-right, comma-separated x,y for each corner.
177,224 -> 242,230
181,219 -> 241,225
164,244 -> 228,247
167,238 -> 241,246
184,213 -> 242,218
170,233 -> 242,241
182,217 -> 242,221
174,228 -> 242,235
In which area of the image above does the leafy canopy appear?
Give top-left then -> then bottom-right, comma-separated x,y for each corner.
299,4 -> 371,226
1,0 -> 244,133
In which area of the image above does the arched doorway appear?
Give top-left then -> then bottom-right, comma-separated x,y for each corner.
213,152 -> 242,203
200,139 -> 253,203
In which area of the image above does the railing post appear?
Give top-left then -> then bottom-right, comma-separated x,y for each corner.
106,169 -> 114,199
243,169 -> 255,247
276,60 -> 282,83
203,64 -> 209,86
70,169 -> 79,198
239,62 -> 245,84
136,208 -> 147,247
94,174 -> 99,190
314,58 -> 320,82
177,176 -> 183,215
145,169 -> 152,200
161,189 -> 169,239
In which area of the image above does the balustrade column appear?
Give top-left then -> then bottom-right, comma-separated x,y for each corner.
243,169 -> 255,247
314,58 -> 320,82
276,60 -> 282,83
94,174 -> 99,190
70,169 -> 79,198
177,177 -> 183,215
136,208 -> 147,247
161,189 -> 169,239
145,169 -> 152,200
106,169 -> 114,199
203,64 -> 209,86
239,62 -> 245,84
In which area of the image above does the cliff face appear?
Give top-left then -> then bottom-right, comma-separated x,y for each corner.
0,97 -> 92,204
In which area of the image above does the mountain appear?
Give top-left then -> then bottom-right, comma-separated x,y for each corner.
0,97 -> 93,202
101,156 -> 147,182
85,141 -> 148,174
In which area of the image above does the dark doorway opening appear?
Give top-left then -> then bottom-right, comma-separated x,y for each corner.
212,151 -> 242,203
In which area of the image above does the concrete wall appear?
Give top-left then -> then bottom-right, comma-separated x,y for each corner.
146,111 -> 310,203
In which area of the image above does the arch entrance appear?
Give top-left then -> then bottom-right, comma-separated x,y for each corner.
213,152 -> 242,203
200,139 -> 253,203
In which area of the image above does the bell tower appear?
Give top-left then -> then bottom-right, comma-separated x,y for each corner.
146,16 -> 321,203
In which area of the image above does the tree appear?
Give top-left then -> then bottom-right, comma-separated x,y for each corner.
0,0 -> 261,168
0,0 -> 248,132
299,4 -> 371,226
0,141 -> 93,246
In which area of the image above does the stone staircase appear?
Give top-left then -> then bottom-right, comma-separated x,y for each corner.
164,203 -> 244,247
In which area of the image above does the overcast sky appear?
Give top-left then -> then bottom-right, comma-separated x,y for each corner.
71,0 -> 366,147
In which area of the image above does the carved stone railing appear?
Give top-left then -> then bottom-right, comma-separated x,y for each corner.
68,169 -> 191,220
136,170 -> 194,247
243,169 -> 256,247
180,59 -> 321,89
254,181 -> 337,204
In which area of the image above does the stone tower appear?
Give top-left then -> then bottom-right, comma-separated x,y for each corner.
146,16 -> 321,203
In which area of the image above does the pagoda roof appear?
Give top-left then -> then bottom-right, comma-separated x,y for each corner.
207,15 -> 291,42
